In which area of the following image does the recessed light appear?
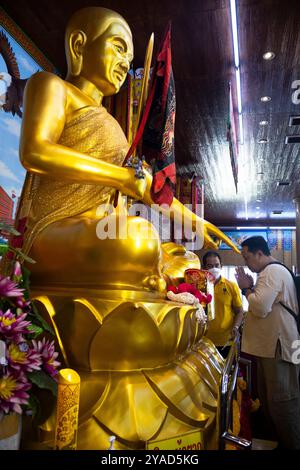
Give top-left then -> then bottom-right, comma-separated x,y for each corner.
259,120 -> 269,126
256,199 -> 262,202
285,135 -> 300,144
236,226 -> 267,229
263,51 -> 275,60
260,96 -> 271,102
289,116 -> 300,126
256,206 -> 260,209
258,138 -> 268,143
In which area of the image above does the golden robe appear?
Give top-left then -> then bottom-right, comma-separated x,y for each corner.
20,105 -> 128,254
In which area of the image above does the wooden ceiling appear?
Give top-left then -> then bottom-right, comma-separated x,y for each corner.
2,0 -> 300,227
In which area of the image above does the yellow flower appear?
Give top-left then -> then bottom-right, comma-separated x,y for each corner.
0,375 -> 16,400
0,315 -> 16,327
8,343 -> 27,364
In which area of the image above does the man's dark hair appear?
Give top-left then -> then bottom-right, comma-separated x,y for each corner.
241,236 -> 271,256
202,251 -> 222,267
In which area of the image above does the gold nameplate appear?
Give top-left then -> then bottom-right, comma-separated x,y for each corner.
146,430 -> 203,450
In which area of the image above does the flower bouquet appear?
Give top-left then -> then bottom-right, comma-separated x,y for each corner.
0,259 -> 60,420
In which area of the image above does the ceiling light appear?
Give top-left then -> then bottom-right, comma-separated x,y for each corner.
257,173 -> 264,182
260,96 -> 271,102
285,135 -> 300,144
238,112 -> 244,144
230,0 -> 240,68
258,138 -> 268,143
256,206 -> 260,209
263,51 -> 275,60
259,120 -> 269,126
270,211 -> 296,218
289,116 -> 300,126
229,2 -> 244,144
235,68 -> 242,113
271,226 -> 296,230
236,226 -> 267,230
256,199 -> 262,202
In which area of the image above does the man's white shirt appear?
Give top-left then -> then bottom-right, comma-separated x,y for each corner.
242,264 -> 299,361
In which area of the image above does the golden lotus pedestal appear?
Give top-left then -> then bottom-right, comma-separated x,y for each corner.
26,288 -> 224,450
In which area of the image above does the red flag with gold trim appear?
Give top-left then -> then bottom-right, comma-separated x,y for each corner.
122,24 -> 176,206
142,24 -> 176,206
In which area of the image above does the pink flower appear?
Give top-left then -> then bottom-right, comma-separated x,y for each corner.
15,298 -> 31,310
7,342 -> 42,373
0,309 -> 31,342
0,371 -> 31,414
32,338 -> 60,378
12,261 -> 22,281
0,276 -> 24,298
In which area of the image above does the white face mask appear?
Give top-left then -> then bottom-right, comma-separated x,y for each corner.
208,267 -> 222,279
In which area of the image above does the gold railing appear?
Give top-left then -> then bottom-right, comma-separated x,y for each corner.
219,333 -> 252,450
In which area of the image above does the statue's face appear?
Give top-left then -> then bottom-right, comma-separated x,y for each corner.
81,21 -> 133,96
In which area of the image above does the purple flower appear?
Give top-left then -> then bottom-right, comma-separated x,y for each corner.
0,371 -> 31,414
0,276 -> 24,298
7,342 -> 42,373
0,309 -> 31,342
32,338 -> 60,378
0,264 -> 61,416
15,298 -> 31,310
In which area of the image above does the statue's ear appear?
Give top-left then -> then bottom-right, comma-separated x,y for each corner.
69,30 -> 87,76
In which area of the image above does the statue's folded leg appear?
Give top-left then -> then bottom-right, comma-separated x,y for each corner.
28,214 -> 166,292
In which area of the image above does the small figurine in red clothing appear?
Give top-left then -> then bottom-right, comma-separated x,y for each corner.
237,375 -> 260,441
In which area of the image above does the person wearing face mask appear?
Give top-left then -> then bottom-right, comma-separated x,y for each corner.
202,251 -> 244,357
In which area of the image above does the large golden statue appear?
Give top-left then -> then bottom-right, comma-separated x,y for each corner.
17,7 -> 238,449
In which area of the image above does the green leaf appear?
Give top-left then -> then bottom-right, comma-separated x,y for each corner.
0,244 -> 8,256
29,303 -> 55,335
27,323 -> 44,337
27,393 -> 41,419
0,222 -> 20,236
28,370 -> 58,397
20,264 -> 31,293
14,248 -> 36,264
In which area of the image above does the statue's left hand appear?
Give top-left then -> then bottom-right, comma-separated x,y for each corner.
203,220 -> 240,253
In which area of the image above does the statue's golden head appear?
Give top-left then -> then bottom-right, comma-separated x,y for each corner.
65,7 -> 133,96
